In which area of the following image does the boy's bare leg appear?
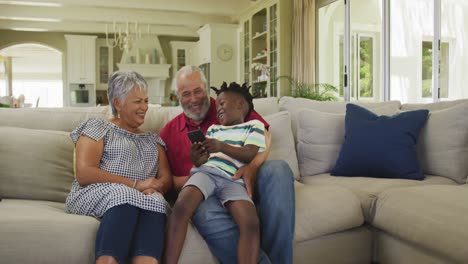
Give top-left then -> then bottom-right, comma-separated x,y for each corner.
164,186 -> 204,264
225,200 -> 260,264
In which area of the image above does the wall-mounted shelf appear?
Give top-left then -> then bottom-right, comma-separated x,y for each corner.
253,54 -> 267,61
252,31 -> 267,40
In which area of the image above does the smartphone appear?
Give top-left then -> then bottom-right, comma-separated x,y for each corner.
187,129 -> 206,143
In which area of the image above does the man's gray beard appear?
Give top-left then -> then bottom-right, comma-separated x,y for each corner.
182,97 -> 210,121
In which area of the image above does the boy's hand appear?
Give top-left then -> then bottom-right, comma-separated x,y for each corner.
201,138 -> 224,153
190,143 -> 209,167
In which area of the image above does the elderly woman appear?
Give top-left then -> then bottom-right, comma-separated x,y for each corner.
65,71 -> 172,264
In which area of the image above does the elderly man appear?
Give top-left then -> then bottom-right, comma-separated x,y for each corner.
160,65 -> 295,264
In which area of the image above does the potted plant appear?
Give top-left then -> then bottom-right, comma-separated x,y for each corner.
276,76 -> 339,101
251,62 -> 269,82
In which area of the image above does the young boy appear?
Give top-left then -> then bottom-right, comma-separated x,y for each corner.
165,82 -> 267,264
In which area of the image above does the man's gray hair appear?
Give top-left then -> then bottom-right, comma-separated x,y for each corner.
108,70 -> 148,117
174,65 -> 208,95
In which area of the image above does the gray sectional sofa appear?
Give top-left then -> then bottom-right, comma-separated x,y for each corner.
0,96 -> 467,264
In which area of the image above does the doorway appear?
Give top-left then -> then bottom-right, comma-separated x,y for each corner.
0,43 -> 63,107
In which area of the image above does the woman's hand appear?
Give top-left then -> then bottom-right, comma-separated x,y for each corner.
135,178 -> 164,193
142,188 -> 161,196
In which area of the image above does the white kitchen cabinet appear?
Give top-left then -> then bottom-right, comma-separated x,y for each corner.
197,27 -> 211,65
65,34 -> 97,106
170,41 -> 196,77
96,39 -> 114,91
65,35 -> 97,84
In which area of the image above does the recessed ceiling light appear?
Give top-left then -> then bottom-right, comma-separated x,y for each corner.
0,16 -> 62,22
0,1 -> 62,7
11,27 -> 49,32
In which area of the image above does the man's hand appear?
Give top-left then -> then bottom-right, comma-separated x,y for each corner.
190,143 -> 209,167
201,138 -> 224,153
232,163 -> 260,198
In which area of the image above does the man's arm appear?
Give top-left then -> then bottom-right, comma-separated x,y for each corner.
173,175 -> 190,193
232,130 -> 272,198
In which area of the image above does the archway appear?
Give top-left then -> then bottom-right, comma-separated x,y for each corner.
0,43 -> 63,107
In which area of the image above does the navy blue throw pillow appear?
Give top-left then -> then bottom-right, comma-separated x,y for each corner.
331,104 -> 429,180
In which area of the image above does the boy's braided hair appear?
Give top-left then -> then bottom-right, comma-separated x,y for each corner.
211,82 -> 254,117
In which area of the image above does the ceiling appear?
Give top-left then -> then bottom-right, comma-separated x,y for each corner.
0,0 -> 258,37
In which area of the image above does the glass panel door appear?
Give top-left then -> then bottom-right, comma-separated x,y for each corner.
318,0 -> 380,101
390,0 -> 434,103
358,34 -> 375,99
421,40 -> 449,98
440,0 -> 468,100
350,0 -> 381,101
317,0 -> 344,94
338,33 -> 376,100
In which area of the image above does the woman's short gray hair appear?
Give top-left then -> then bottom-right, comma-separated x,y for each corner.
108,70 -> 148,117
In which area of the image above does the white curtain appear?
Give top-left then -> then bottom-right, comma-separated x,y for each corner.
292,0 -> 316,84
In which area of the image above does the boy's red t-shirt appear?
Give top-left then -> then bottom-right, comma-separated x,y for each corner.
160,97 -> 269,177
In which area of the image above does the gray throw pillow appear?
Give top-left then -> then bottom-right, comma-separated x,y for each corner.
415,102 -> 468,183
264,111 -> 300,180
0,127 -> 74,202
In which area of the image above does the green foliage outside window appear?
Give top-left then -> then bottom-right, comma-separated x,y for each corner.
359,39 -> 373,98
422,42 -> 433,98
277,76 -> 338,101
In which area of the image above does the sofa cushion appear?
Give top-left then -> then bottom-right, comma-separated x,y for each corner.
279,96 -> 401,141
415,102 -> 468,184
0,127 -> 74,203
279,96 -> 401,114
0,199 -> 99,264
331,104 -> 429,180
139,105 -> 183,132
400,98 -> 468,111
294,181 -> 364,242
253,97 -> 280,116
296,105 -> 400,177
373,185 -> 468,263
140,98 -> 278,134
264,111 -> 300,180
300,174 -> 457,221
0,106 -> 110,132
0,199 -> 218,264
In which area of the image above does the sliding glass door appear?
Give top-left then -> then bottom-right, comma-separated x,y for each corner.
317,0 -> 381,102
439,0 -> 468,100
316,0 -> 468,103
317,0 -> 344,98
338,32 -> 378,100
390,0 -> 434,103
